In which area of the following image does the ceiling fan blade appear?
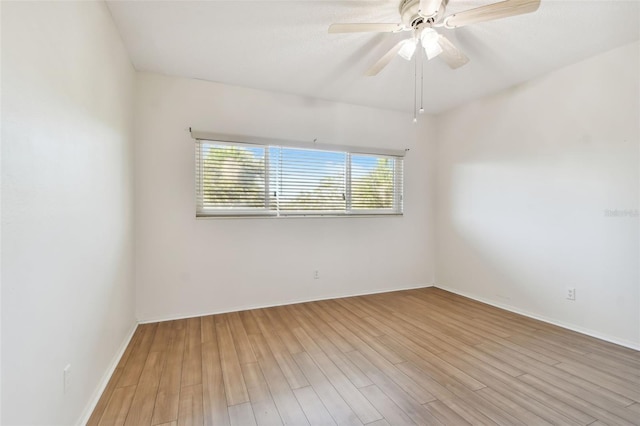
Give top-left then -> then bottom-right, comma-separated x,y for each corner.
443,0 -> 541,29
328,23 -> 403,34
437,35 -> 469,69
419,0 -> 443,18
365,40 -> 406,76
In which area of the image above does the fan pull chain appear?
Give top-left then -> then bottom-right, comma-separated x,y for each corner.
413,47 -> 418,123
420,44 -> 425,114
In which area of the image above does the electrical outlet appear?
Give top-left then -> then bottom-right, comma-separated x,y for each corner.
313,270 -> 320,280
63,364 -> 71,393
566,288 -> 576,301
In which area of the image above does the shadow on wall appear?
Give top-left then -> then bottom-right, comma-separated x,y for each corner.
443,160 -> 635,320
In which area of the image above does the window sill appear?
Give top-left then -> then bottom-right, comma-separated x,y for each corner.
195,213 -> 404,219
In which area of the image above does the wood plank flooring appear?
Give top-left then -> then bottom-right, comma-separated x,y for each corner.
88,288 -> 640,426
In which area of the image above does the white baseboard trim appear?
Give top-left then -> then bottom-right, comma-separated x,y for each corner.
76,322 -> 138,426
436,285 -> 640,351
138,283 -> 434,324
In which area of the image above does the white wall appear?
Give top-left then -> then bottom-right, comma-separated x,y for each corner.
134,72 -> 435,322
435,41 -> 640,348
1,1 -> 136,424
2,4 -> 634,424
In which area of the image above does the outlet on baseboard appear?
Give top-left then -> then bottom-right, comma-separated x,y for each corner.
566,288 -> 576,301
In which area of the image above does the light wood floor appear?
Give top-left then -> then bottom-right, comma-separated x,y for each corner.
88,288 -> 640,426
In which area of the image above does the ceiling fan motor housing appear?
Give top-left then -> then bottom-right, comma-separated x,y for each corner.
400,0 -> 448,28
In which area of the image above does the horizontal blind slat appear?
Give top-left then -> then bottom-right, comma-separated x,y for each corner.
196,141 -> 403,216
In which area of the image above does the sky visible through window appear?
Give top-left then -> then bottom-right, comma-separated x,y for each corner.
201,145 -> 379,177
199,142 -> 398,213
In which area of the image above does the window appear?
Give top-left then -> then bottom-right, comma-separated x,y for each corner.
195,136 -> 403,217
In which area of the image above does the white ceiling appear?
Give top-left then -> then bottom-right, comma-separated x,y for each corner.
106,0 -> 640,113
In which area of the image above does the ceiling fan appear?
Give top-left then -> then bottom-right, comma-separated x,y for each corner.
329,0 -> 541,75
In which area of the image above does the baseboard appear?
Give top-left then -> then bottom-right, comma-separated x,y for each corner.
436,284 -> 640,351
138,282 -> 434,324
76,322 -> 138,426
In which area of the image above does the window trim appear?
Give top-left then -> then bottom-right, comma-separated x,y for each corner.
192,131 -> 405,219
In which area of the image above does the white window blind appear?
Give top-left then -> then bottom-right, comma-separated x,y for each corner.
198,143 -> 267,212
195,139 -> 403,217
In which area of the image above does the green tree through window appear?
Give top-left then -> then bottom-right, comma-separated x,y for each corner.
352,156 -> 394,210
201,145 -> 265,208
196,141 -> 402,216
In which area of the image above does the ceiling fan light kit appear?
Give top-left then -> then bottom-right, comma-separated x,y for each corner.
398,38 -> 418,60
420,28 -> 443,60
328,0 -> 541,120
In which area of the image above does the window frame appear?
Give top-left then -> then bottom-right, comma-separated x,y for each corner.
193,131 -> 405,219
